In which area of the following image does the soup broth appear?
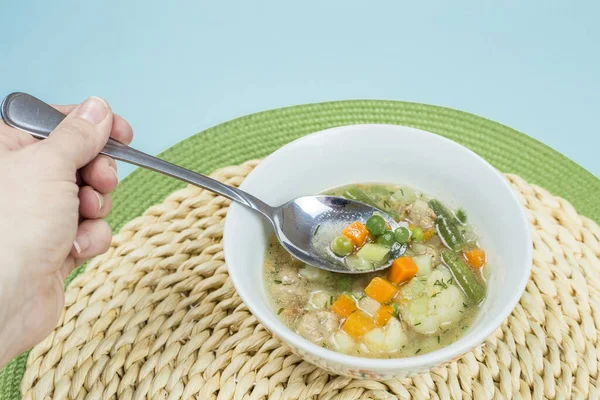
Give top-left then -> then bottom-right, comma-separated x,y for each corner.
263,183 -> 488,358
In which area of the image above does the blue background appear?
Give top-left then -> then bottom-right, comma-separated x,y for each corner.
1,1 -> 598,178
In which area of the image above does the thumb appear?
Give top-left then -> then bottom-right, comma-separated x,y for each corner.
41,96 -> 113,169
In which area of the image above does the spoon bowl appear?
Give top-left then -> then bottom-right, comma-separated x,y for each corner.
274,195 -> 399,273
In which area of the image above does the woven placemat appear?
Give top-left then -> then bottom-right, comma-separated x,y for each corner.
15,162 -> 600,399
1,100 -> 599,399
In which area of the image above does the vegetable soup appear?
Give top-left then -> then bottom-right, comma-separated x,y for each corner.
263,183 -> 489,358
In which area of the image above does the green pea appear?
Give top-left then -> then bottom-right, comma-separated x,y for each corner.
411,227 -> 424,242
375,231 -> 396,247
365,215 -> 386,235
394,227 -> 410,244
331,236 -> 354,256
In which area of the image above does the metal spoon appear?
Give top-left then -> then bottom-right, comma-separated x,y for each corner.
1,92 -> 400,273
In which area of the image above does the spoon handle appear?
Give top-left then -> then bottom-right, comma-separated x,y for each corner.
1,92 -> 273,217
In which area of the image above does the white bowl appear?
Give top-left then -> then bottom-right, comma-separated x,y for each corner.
223,124 -> 532,379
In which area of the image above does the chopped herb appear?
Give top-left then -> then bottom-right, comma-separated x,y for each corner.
431,292 -> 439,298
414,322 -> 422,326
274,280 -> 282,284
314,224 -> 321,235
456,209 -> 467,223
442,329 -> 449,334
433,279 -> 448,290
278,308 -> 284,315
462,302 -> 468,308
392,303 -> 400,317
330,296 -> 334,306
383,200 -> 391,209
459,310 -> 463,313
400,188 -> 404,196
337,276 -> 353,291
402,345 -> 406,349
446,278 -> 453,285
415,349 -> 422,354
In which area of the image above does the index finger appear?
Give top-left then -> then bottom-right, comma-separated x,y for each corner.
52,104 -> 134,145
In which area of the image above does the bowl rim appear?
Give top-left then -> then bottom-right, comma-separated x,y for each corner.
224,123 -> 533,370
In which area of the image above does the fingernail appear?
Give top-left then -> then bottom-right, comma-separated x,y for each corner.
73,233 -> 90,255
93,189 -> 104,212
77,96 -> 108,124
109,165 -> 118,181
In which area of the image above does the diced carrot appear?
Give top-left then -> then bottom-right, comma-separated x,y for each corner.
364,277 -> 398,303
342,310 -> 375,338
463,248 -> 486,268
331,294 -> 357,318
374,305 -> 394,326
423,228 -> 436,241
341,222 -> 369,247
388,256 -> 419,284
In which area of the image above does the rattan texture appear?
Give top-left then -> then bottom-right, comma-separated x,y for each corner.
15,161 -> 600,400
1,99 -> 599,399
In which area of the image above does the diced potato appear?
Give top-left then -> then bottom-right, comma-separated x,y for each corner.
397,278 -> 426,301
363,318 -> 408,353
383,318 -> 408,352
299,265 -> 329,281
332,331 -> 355,353
356,244 -> 390,264
358,296 -> 381,316
399,268 -> 467,335
363,328 -> 386,353
345,255 -> 374,271
413,255 -> 432,276
411,243 -> 428,255
309,291 -> 331,310
408,296 -> 428,316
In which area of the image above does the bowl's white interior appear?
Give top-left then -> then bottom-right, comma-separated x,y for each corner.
224,124 -> 531,372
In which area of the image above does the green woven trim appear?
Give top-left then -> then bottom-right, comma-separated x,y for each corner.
1,100 -> 598,399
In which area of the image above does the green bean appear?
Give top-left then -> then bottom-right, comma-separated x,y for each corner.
343,187 -> 400,221
428,199 -> 452,218
441,250 -> 485,304
429,199 -> 465,251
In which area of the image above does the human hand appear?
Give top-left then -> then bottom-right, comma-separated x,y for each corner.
0,97 -> 133,367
